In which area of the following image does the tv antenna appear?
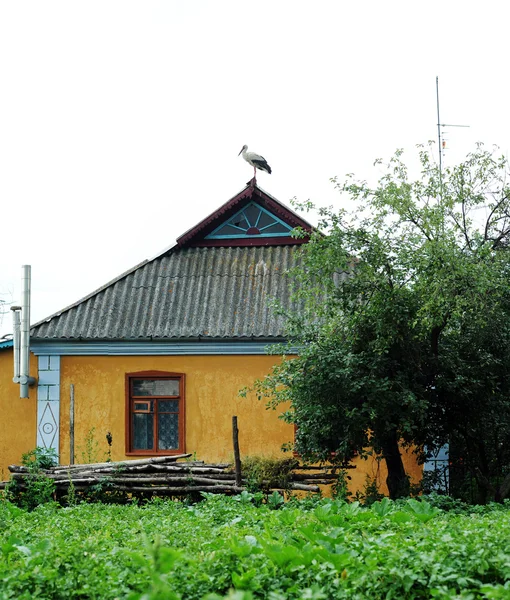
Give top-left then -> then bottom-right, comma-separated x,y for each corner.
436,76 -> 470,181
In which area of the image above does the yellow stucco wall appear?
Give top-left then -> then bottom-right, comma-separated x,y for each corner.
347,447 -> 422,497
0,349 -> 38,480
59,354 -> 292,466
0,349 -> 422,495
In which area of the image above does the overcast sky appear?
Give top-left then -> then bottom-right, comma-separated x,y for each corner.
1,1 -> 508,335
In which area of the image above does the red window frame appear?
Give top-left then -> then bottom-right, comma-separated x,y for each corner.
125,371 -> 186,456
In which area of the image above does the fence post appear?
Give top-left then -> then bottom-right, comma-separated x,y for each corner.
232,416 -> 242,487
70,384 -> 75,465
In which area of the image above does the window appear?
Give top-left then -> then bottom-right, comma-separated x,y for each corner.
205,201 -> 293,239
126,371 -> 185,455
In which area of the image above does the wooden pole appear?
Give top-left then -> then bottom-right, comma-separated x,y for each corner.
232,415 -> 242,487
70,384 -> 75,465
53,454 -> 192,473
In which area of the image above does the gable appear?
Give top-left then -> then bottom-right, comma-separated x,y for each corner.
205,201 -> 293,240
176,179 -> 313,248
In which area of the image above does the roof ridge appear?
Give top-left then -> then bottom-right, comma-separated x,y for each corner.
144,181 -> 257,261
175,181 -> 254,248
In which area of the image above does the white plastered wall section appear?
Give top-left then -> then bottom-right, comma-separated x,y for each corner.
36,355 -> 60,460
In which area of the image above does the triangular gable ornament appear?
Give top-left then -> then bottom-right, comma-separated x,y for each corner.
176,179 -> 313,248
205,201 -> 293,240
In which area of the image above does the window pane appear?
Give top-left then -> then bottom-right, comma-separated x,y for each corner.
158,413 -> 179,450
213,224 -> 246,236
133,413 -> 154,450
257,211 -> 275,228
132,379 -> 179,396
230,217 -> 248,230
134,401 -> 152,412
260,222 -> 289,234
159,400 -> 179,413
244,204 -> 260,227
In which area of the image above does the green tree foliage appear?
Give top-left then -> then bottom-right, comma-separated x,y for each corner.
251,144 -> 510,500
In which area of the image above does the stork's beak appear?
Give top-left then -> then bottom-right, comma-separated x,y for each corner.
238,148 -> 243,156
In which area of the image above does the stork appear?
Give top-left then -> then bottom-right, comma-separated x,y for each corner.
238,145 -> 272,179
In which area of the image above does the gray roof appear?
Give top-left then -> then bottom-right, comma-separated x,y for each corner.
31,245 -> 303,341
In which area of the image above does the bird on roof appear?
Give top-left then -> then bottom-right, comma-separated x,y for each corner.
238,145 -> 272,179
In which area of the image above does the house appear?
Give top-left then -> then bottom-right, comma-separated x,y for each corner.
0,179 -> 421,492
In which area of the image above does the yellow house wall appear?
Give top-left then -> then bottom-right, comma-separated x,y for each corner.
347,447 -> 422,497
0,349 -> 38,480
59,354 -> 292,466
0,350 -> 423,495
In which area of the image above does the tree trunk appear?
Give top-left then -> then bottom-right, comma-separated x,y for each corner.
380,430 -> 410,499
496,472 -> 510,503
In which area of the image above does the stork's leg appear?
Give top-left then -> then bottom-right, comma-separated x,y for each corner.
254,166 -> 257,180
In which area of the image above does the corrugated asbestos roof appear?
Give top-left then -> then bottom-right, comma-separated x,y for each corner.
31,245 -> 303,340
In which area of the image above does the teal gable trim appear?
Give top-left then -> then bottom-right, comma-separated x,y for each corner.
0,339 -> 13,350
30,340 -> 293,356
205,201 -> 293,240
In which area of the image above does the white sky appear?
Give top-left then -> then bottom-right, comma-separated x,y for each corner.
1,1 -> 509,335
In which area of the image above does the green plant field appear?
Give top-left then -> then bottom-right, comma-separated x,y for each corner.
1,495 -> 509,599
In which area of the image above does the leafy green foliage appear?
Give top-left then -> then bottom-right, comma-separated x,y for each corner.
79,427 -> 113,464
5,448 -> 57,511
354,473 -> 385,505
0,497 -> 509,598
241,456 -> 298,493
266,491 -> 285,510
249,144 -> 510,500
21,447 -> 58,472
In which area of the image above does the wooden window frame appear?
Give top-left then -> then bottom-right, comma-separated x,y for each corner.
125,370 -> 186,456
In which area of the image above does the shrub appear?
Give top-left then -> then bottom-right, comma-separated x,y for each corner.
241,456 -> 298,493
6,447 -> 57,511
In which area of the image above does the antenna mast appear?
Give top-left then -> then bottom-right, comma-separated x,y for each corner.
436,76 -> 443,191
436,76 -> 470,181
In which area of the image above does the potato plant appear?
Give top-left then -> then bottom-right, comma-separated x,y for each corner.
0,496 -> 509,599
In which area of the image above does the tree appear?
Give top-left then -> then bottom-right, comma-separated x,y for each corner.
440,298 -> 510,503
251,144 -> 510,500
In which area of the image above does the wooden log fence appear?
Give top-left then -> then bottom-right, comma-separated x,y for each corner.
0,417 -> 346,499
0,453 -> 341,497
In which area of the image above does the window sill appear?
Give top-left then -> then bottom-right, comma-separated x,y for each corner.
125,450 -> 186,457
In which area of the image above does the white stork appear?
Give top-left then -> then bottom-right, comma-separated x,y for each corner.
238,145 -> 272,179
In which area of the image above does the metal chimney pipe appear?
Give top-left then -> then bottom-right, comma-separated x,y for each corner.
19,265 -> 36,398
11,306 -> 21,382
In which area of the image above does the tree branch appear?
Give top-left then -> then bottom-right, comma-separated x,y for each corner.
484,194 -> 510,242
461,198 -> 473,251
